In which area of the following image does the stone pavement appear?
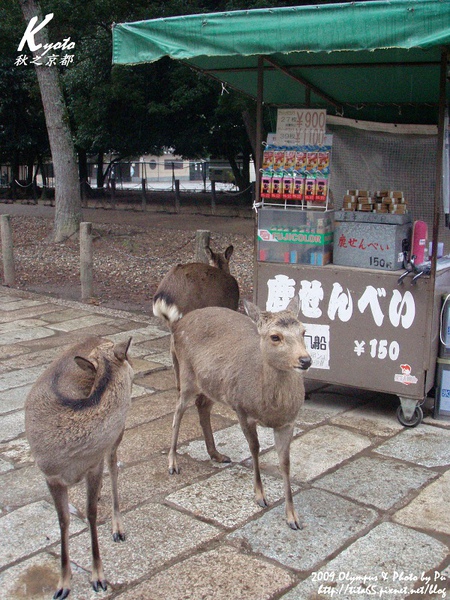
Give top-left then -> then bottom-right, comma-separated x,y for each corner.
0,286 -> 448,600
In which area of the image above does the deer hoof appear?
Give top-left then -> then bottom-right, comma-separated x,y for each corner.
211,451 -> 231,463
169,466 -> 180,475
53,588 -> 70,600
92,579 -> 107,592
288,518 -> 303,531
113,531 -> 126,542
257,497 -> 268,508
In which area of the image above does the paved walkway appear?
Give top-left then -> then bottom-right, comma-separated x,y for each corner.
0,287 -> 448,600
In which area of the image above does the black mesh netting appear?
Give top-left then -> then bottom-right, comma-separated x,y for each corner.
328,124 -> 450,250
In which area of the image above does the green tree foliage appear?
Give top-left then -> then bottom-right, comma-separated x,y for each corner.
0,0 -> 49,187
2,0 -> 353,197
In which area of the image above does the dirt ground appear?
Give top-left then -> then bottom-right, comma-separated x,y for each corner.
0,193 -> 255,314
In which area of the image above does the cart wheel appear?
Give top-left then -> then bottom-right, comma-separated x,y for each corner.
396,405 -> 423,428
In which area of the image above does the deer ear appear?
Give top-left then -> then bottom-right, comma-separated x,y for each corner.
224,245 -> 234,260
114,337 -> 132,362
74,356 -> 97,373
286,295 -> 300,316
243,300 -> 261,323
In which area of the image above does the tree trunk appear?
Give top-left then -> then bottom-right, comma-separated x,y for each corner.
241,148 -> 250,187
227,152 -> 248,192
10,151 -> 19,201
19,0 -> 81,242
78,147 -> 89,203
97,151 -> 105,189
26,157 -> 34,185
242,109 -> 257,158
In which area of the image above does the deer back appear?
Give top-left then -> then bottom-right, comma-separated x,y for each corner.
153,244 -> 239,322
25,337 -> 133,483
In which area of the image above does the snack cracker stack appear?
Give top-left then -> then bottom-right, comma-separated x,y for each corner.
343,190 -> 408,215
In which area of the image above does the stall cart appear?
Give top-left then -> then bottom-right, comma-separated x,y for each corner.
255,246 -> 450,426
112,0 -> 450,424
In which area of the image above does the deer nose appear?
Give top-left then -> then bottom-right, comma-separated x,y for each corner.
299,356 -> 311,370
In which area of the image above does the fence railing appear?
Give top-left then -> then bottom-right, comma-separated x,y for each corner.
0,160 -> 241,190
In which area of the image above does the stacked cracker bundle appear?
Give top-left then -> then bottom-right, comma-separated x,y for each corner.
342,190 -> 408,214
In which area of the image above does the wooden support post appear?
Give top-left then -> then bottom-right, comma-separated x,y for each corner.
1,215 -> 15,286
195,230 -> 210,263
211,180 -> 217,215
80,222 -> 93,302
175,179 -> 180,213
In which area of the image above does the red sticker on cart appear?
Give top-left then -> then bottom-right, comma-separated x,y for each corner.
394,364 -> 418,385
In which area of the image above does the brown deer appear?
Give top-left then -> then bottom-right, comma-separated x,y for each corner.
25,336 -> 133,599
167,298 -> 310,530
153,244 -> 239,323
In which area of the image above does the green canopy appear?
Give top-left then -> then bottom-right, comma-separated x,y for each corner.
112,0 -> 450,124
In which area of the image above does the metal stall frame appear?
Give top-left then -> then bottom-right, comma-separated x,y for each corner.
112,1 -> 450,424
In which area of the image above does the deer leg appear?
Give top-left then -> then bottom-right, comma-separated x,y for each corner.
236,410 -> 267,508
170,338 -> 181,392
168,388 -> 194,475
46,479 -> 71,600
274,424 -> 301,530
168,346 -> 188,474
85,461 -> 107,592
195,394 -> 231,463
107,429 -> 126,542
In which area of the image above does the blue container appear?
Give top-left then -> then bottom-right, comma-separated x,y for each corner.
434,357 -> 450,419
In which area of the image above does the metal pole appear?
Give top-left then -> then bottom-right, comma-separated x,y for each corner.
431,48 -> 448,280
211,180 -> 216,215
141,178 -> 146,211
255,56 -> 264,201
175,179 -> 180,213
253,56 -> 265,304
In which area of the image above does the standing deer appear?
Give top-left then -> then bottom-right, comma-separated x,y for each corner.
167,298 -> 311,530
152,244 -> 239,323
25,336 -> 133,599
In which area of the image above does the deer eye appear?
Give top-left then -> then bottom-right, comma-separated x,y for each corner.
270,334 -> 282,343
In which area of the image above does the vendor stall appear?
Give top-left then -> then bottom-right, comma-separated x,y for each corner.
112,0 -> 450,425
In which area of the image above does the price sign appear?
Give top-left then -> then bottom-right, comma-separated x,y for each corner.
276,109 -> 326,146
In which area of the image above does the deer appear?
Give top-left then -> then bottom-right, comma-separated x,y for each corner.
25,336 -> 133,600
152,244 -> 239,323
167,297 -> 311,530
